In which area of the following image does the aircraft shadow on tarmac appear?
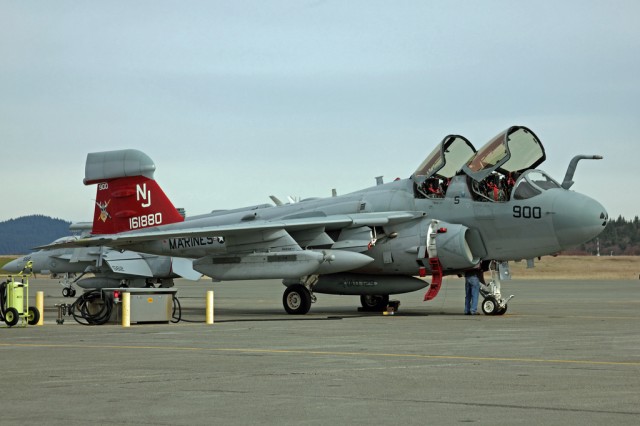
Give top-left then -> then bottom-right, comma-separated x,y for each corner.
179,305 -> 436,323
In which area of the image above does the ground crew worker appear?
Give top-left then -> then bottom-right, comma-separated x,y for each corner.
464,265 -> 485,315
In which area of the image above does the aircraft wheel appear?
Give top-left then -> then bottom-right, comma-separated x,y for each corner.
62,287 -> 70,298
4,307 -> 20,327
27,306 -> 40,325
495,304 -> 508,315
283,284 -> 311,315
481,297 -> 498,315
360,294 -> 390,311
70,288 -> 77,297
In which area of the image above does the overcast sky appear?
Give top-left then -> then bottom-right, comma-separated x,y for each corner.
1,0 -> 638,224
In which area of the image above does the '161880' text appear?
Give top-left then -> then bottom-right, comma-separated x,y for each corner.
129,213 -> 162,229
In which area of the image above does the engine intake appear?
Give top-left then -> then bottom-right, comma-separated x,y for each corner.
431,222 -> 483,271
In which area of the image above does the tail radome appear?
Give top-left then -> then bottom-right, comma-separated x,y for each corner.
85,149 -> 184,235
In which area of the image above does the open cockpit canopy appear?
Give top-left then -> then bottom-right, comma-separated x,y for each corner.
462,126 -> 545,182
412,134 -> 476,199
412,134 -> 476,183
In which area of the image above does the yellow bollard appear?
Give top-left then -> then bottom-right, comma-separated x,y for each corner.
206,290 -> 214,324
122,292 -> 130,328
36,291 -> 44,326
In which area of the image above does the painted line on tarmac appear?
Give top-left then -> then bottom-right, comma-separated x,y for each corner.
510,314 -> 640,320
2,342 -> 639,367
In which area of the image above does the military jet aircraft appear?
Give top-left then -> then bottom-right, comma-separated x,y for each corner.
5,226 -> 202,297
51,125 -> 607,314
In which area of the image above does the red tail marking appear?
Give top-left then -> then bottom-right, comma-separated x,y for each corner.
92,176 -> 183,235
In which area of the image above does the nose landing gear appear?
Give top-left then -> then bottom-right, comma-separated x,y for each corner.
480,261 -> 514,316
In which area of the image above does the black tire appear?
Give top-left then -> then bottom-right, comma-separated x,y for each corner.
481,297 -> 498,315
4,307 -> 20,327
283,284 -> 312,315
495,304 -> 508,315
360,294 -> 390,311
27,306 -> 40,325
62,287 -> 70,298
70,288 -> 77,297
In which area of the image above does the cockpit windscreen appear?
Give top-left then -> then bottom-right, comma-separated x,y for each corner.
513,170 -> 560,200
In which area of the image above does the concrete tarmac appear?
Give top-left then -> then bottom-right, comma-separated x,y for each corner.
1,276 -> 640,425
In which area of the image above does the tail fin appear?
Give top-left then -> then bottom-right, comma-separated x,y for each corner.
85,150 -> 184,235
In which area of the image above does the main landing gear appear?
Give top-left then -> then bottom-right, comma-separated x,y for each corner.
281,278 -> 396,315
283,276 -> 318,315
283,284 -> 313,315
359,295 -> 389,311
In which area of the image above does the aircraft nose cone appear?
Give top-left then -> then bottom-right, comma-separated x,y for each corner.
553,192 -> 608,249
2,258 -> 23,273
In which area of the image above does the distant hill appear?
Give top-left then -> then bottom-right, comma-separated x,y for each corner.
0,215 -> 72,254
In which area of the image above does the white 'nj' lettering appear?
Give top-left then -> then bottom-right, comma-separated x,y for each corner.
136,183 -> 152,208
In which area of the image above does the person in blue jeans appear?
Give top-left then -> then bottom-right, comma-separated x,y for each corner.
464,266 -> 485,315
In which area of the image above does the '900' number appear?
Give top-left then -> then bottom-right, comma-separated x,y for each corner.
129,213 -> 162,229
513,206 -> 542,219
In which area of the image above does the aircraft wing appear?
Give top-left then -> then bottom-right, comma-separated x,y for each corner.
102,250 -> 154,277
39,211 -> 425,250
